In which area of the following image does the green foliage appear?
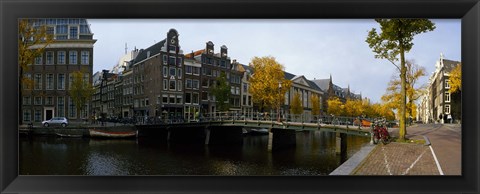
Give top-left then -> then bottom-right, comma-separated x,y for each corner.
210,72 -> 231,112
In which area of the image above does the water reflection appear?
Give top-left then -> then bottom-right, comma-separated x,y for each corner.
20,130 -> 370,175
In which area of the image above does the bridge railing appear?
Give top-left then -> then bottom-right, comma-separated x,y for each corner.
135,111 -> 395,128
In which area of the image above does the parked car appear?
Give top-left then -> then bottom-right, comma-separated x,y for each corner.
42,117 -> 68,127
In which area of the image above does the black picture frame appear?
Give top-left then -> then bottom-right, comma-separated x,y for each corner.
1,0 -> 478,193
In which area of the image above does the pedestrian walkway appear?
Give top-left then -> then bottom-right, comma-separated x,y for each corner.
332,124 -> 461,175
352,142 -> 440,175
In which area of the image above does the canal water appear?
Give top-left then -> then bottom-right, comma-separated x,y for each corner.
19,130 -> 370,175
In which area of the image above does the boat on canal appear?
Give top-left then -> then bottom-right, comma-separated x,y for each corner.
249,128 -> 269,135
89,128 -> 138,138
56,133 -> 83,138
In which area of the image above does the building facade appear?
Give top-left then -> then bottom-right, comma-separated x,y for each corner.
310,75 -> 362,116
21,19 -> 96,124
425,54 -> 461,123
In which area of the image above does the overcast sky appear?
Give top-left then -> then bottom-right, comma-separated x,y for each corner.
88,19 -> 461,103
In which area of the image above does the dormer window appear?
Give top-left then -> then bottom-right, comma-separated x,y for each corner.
169,45 -> 176,52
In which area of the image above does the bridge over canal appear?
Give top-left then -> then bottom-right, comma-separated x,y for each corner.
136,119 -> 373,153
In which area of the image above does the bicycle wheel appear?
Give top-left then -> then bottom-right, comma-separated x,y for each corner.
373,132 -> 380,144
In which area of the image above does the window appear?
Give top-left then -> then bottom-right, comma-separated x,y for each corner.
23,110 -> 31,122
58,51 -> 66,64
186,66 -> 192,74
192,93 -> 199,104
35,54 -> 42,65
57,97 -> 64,117
68,74 -> 73,89
69,97 -> 76,118
202,92 -> 208,101
56,25 -> 67,33
162,94 -> 168,104
81,51 -> 89,65
445,79 -> 450,89
169,95 -> 176,104
243,95 -> 246,105
169,80 -> 176,91
178,69 -> 182,79
23,96 -> 31,105
69,26 -> 78,39
46,74 -> 54,90
163,55 -> 167,65
169,45 -> 176,52
163,79 -> 168,90
169,56 -> 176,65
185,93 -> 192,104
193,80 -> 199,90
176,95 -> 183,104
23,73 -> 32,90
243,83 -> 248,93
46,52 -> 54,65
163,66 -> 168,77
46,97 -> 53,105
34,96 -> 42,105
445,92 -> 451,102
445,105 -> 451,114
186,79 -> 192,89
193,67 -> 200,75
57,73 -> 65,90
34,74 -> 42,90
69,51 -> 77,64
178,80 -> 182,91
177,57 -> 182,66
170,67 -> 176,77
220,60 -> 226,68
34,110 -> 42,122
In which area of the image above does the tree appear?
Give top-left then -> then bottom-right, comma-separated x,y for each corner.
381,60 -> 426,121
18,19 -> 53,124
210,72 -> 231,112
290,91 -> 303,120
344,99 -> 363,117
326,97 -> 344,116
69,69 -> 95,121
448,63 -> 462,122
249,56 -> 292,112
366,19 -> 435,141
449,63 -> 461,93
311,94 -> 321,116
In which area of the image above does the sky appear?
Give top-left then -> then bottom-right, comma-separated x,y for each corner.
88,19 -> 461,103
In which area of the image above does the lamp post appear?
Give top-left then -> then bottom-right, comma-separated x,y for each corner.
277,82 -> 282,122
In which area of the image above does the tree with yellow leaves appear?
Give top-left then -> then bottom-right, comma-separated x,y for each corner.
69,69 -> 95,121
327,97 -> 344,116
19,19 -> 53,124
449,63 -> 461,93
249,56 -> 292,113
381,60 -> 426,121
290,91 -> 303,120
311,94 -> 321,116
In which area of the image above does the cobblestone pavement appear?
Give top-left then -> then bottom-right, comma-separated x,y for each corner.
352,142 -> 440,175
350,124 -> 461,175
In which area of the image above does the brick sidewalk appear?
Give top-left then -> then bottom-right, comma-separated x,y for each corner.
352,142 -> 440,175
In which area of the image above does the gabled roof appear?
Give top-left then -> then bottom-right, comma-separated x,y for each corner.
131,39 -> 166,65
442,59 -> 460,73
311,79 -> 330,92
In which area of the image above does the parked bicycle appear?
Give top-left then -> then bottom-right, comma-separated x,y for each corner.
372,118 -> 391,144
